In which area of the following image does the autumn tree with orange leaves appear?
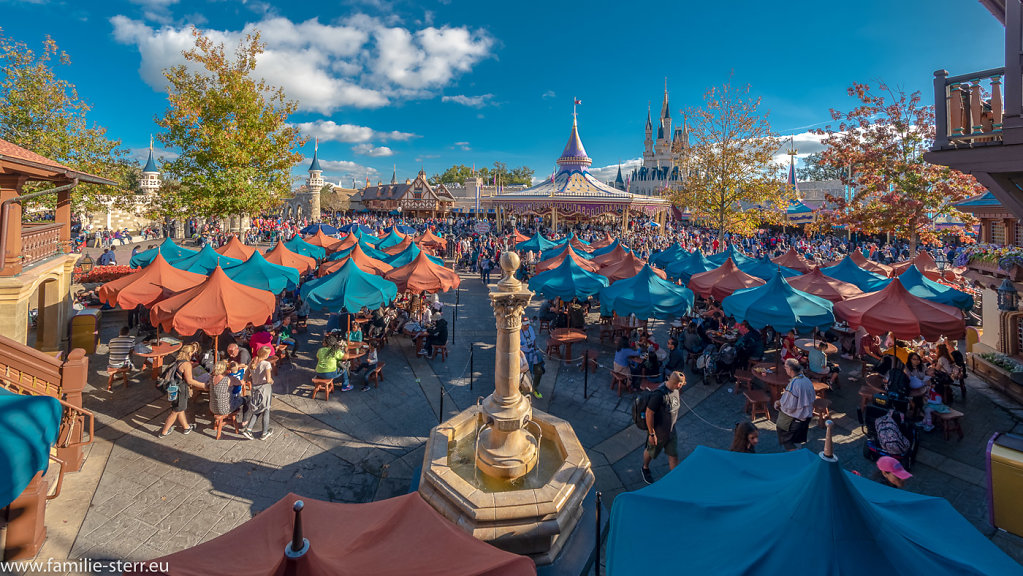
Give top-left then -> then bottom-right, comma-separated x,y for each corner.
814,82 -> 982,251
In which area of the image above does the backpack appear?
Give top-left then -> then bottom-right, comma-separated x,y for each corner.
875,410 -> 910,455
157,360 -> 183,393
631,387 -> 666,431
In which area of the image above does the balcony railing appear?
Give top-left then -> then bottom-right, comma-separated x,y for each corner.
933,68 -> 1009,150
20,222 -> 62,269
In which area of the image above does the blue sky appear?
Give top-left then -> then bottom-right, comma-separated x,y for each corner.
1,0 -> 1007,186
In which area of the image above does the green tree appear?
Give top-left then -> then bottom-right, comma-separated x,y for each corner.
434,162 -> 533,185
156,28 -> 305,218
0,30 -> 131,211
796,152 -> 846,181
668,78 -> 788,241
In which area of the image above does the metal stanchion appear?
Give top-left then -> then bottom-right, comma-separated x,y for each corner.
452,288 -> 460,343
439,386 -> 444,423
595,491 -> 603,575
469,343 -> 474,391
583,350 -> 590,399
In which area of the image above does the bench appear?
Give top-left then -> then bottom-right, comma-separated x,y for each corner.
431,345 -> 448,362
211,410 -> 240,440
367,363 -> 386,388
610,371 -> 630,397
311,377 -> 335,401
744,390 -> 771,422
937,409 -> 965,441
106,366 -> 132,391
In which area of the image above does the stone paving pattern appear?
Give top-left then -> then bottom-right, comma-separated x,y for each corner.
24,241 -> 1023,574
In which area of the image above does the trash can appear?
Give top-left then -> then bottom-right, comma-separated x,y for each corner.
69,308 -> 101,355
987,432 -> 1023,537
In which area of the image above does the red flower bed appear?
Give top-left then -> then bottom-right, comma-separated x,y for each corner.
75,265 -> 135,284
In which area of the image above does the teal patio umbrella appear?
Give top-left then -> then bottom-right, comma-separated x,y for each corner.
649,242 -> 686,267
821,256 -> 891,293
540,243 -> 594,262
527,254 -> 608,299
600,264 -> 693,319
707,245 -> 756,267
0,388 -> 62,509
285,234 -> 327,261
384,243 -> 445,268
591,238 -> 623,257
171,244 -> 242,275
897,265 -> 974,310
129,238 -> 197,268
515,232 -> 557,253
222,251 -> 300,294
328,240 -> 392,263
739,256 -> 801,281
664,249 -> 717,283
722,270 -> 835,332
376,228 -> 407,250
349,226 -> 382,245
299,258 -> 398,312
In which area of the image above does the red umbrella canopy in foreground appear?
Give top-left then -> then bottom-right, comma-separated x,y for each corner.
97,253 -> 207,310
150,266 -> 275,336
787,268 -> 863,303
384,251 -> 461,293
688,258 -> 765,301
834,279 -> 965,341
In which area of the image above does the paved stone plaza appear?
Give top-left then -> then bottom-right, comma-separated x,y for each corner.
21,242 -> 1023,575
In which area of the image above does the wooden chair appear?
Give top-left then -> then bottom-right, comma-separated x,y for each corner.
431,344 -> 448,362
367,363 -> 386,388
733,370 -> 754,395
106,366 -> 131,391
937,409 -> 965,441
580,350 -> 600,373
211,410 -> 240,440
743,389 -> 771,422
812,398 -> 832,428
545,340 -> 561,358
611,371 -> 630,397
311,377 -> 335,400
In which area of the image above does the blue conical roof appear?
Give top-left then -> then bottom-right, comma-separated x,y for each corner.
142,146 -> 158,173
309,146 -> 322,172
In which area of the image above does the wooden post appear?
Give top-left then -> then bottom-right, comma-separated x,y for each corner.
992,75 -> 1004,131
1006,0 -> 1023,118
57,349 -> 88,472
933,70 -> 950,148
0,175 -> 26,277
970,79 -> 984,134
56,185 -> 72,253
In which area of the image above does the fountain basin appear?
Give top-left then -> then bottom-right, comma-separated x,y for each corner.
419,405 -> 595,564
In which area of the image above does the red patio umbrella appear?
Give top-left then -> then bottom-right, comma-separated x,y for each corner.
97,253 -> 207,310
591,244 -> 630,268
834,279 -> 965,341
150,266 -> 275,340
602,253 -> 666,283
304,229 -> 343,253
382,235 -> 414,256
535,245 -> 600,273
317,244 -> 392,277
890,251 -> 943,281
215,235 -> 257,261
417,229 -> 448,250
849,250 -> 893,277
787,268 -> 863,303
588,231 -> 615,250
383,251 -> 461,293
264,241 -> 316,276
771,247 -> 815,273
688,258 -> 765,301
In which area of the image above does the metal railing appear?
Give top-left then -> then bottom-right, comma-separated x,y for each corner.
20,222 -> 63,268
933,68 -> 1007,149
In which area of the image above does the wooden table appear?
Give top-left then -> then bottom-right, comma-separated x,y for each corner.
795,338 -> 837,355
813,381 -> 831,397
751,361 -> 789,402
135,341 -> 182,380
347,343 -> 370,361
710,331 -> 738,346
550,328 -> 587,361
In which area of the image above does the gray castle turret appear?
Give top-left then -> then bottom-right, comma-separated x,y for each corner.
630,81 -> 689,196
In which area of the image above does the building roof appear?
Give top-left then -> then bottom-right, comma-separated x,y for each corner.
309,141 -> 322,172
142,145 -> 159,173
0,137 -> 117,186
956,191 -> 1001,208
557,116 -> 591,170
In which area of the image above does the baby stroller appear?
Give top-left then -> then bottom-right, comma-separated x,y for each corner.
860,401 -> 918,471
695,344 -> 734,385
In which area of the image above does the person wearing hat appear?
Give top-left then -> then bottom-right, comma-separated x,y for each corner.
877,456 -> 912,488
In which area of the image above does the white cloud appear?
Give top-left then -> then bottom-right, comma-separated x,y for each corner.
130,146 -> 178,165
441,93 -> 494,107
293,120 -> 417,143
303,157 -> 378,178
772,131 -> 827,168
110,14 -> 493,114
542,90 -> 556,100
352,143 -> 394,157
589,158 -> 643,183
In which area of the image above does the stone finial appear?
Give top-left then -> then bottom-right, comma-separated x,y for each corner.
497,251 -> 523,292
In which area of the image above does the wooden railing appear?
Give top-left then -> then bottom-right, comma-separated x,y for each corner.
20,222 -> 63,269
933,68 -> 1008,149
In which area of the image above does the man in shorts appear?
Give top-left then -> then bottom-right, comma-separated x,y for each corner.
642,370 -> 686,484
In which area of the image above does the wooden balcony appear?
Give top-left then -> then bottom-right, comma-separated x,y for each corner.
20,223 -> 63,269
932,68 -> 1006,150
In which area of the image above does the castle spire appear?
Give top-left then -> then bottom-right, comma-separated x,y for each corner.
309,138 -> 322,172
557,109 -> 592,172
391,164 -> 397,185
142,134 -> 159,173
645,102 -> 652,131
660,78 -> 670,120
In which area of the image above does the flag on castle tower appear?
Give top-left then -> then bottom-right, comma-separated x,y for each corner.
574,98 -> 582,105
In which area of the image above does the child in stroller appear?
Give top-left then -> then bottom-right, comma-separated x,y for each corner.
860,400 -> 918,471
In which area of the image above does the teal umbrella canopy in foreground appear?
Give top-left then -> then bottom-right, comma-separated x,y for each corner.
600,265 -> 693,319
591,238 -> 622,257
739,256 -> 801,281
515,232 -> 557,253
171,244 -> 242,275
722,271 -> 835,332
222,251 -> 300,294
608,447 -> 1023,576
821,256 -> 891,293
898,265 -> 974,310
540,242 -> 594,261
707,245 -> 756,267
527,254 -> 608,299
375,228 -> 407,250
0,388 -> 61,509
299,258 -> 397,312
649,242 -> 687,267
129,238 -> 198,268
285,235 -> 327,261
383,243 -> 445,268
664,249 -> 717,283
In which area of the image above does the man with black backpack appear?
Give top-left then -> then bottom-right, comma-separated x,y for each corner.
639,371 -> 686,484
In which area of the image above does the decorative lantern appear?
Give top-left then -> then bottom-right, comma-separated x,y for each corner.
79,254 -> 94,274
935,250 -> 947,271
997,277 -> 1018,311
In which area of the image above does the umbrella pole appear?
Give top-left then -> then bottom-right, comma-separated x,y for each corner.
214,334 -> 219,364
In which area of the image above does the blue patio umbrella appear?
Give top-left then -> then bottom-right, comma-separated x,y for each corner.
129,238 -> 198,268
327,240 -> 392,262
600,265 -> 693,319
222,251 -> 300,294
284,235 -> 327,261
527,255 -> 608,299
821,256 -> 891,293
664,249 -> 717,283
299,258 -> 398,312
722,270 -> 835,332
898,265 -> 974,310
515,232 -> 558,253
739,256 -> 801,281
608,446 -> 1023,576
385,224 -> 417,235
376,228 -> 408,250
383,243 -> 444,268
170,244 -> 242,275
648,242 -> 683,267
707,245 -> 756,267
0,388 -> 62,509
300,223 -> 339,236
591,238 -> 622,257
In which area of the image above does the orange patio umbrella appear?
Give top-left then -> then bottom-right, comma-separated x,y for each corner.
771,247 -> 815,274
688,258 -> 765,301
97,253 -> 207,310
215,235 -> 257,261
317,243 -> 392,277
535,245 -> 600,273
588,231 -> 615,250
332,233 -> 360,253
592,244 -> 630,268
834,279 -> 965,341
787,267 -> 863,303
417,229 -> 448,250
304,229 -> 343,253
509,229 -> 529,244
384,251 -> 461,293
382,234 -> 414,256
264,241 -> 316,276
849,250 -> 893,277
602,252 -> 666,283
569,235 -> 593,253
150,266 -> 275,342
890,251 -> 943,281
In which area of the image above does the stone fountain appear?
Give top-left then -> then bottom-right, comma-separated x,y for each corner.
418,252 -> 594,564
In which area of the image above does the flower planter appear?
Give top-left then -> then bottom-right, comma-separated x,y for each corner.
969,354 -> 1023,405
967,260 -> 1023,281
